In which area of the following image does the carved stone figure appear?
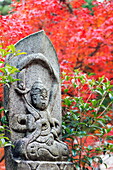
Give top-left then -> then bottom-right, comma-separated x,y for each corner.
12,78 -> 68,161
4,31 -> 74,170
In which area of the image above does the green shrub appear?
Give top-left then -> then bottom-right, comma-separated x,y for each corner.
0,44 -> 26,147
62,70 -> 113,169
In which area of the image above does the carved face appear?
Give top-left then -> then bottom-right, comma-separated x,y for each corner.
31,82 -> 48,110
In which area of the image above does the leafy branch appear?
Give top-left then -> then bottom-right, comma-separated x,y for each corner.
62,69 -> 113,169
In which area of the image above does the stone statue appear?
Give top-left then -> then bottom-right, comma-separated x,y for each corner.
4,31 -> 74,170
13,78 -> 68,161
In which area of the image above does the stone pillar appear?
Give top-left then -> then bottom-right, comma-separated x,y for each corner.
4,31 -> 74,170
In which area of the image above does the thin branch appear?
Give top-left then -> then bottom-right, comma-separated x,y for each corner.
97,101 -> 112,119
95,91 -> 107,114
88,42 -> 102,57
0,155 -> 5,162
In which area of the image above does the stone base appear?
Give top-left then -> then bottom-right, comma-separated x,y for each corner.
14,160 -> 74,170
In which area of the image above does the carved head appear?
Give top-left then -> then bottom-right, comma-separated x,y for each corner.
30,79 -> 48,110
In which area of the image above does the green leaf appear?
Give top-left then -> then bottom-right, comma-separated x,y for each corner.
87,145 -> 93,151
63,97 -> 72,106
15,52 -> 27,56
0,108 -> 5,113
85,0 -> 93,3
7,44 -> 16,53
109,93 -> 113,101
72,149 -> 76,157
94,89 -> 104,96
1,116 -> 7,124
97,120 -> 105,127
91,99 -> 98,107
82,4 -> 89,8
72,114 -> 79,120
65,75 -> 69,81
104,163 -> 107,169
64,89 -> 69,93
0,61 -> 4,64
0,49 -> 6,57
98,157 -> 103,164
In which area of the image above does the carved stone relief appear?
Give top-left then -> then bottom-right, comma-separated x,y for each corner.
4,31 -> 73,170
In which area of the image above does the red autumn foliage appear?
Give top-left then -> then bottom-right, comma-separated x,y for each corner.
1,0 -> 113,168
0,0 -> 113,80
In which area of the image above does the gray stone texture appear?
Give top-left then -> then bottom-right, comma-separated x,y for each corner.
4,31 -> 74,170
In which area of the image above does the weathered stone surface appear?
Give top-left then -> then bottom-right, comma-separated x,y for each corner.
14,161 -> 74,170
4,31 -> 73,170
